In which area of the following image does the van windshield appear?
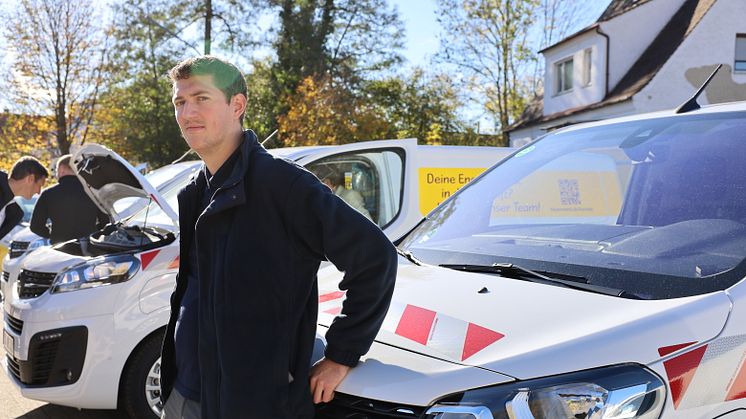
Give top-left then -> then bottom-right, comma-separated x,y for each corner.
401,111 -> 746,299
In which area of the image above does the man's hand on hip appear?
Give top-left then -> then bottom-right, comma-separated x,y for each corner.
309,358 -> 351,404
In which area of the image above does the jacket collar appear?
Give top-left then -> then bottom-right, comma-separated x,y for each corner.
182,130 -> 260,198
188,130 -> 262,221
222,129 -> 259,189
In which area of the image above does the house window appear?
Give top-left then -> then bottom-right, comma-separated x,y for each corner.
583,49 -> 593,86
556,58 -> 574,94
736,34 -> 746,72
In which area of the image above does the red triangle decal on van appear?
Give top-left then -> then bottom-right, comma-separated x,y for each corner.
140,250 -> 160,270
461,323 -> 504,361
663,345 -> 707,409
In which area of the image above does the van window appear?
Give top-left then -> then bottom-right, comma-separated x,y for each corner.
307,149 -> 404,228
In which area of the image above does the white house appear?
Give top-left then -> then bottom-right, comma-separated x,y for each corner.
507,0 -> 746,147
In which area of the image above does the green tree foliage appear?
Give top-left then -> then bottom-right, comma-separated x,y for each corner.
268,0 -> 404,134
88,0 -> 186,167
436,0 -> 539,146
88,0 -> 264,167
363,69 -> 464,144
276,68 -> 471,147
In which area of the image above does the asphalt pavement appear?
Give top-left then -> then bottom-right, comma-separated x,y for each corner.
0,344 -> 127,419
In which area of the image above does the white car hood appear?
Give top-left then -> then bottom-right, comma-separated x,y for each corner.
317,263 -> 731,380
9,226 -> 42,243
21,246 -> 88,273
71,144 -> 179,225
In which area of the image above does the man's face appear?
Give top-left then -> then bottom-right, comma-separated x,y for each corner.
172,74 -> 238,154
32,177 -> 45,196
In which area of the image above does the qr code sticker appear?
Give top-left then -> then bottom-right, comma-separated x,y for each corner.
559,179 -> 581,205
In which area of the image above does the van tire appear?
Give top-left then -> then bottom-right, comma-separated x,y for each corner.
120,329 -> 165,419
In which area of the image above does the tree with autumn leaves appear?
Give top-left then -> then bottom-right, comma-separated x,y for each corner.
0,0 -> 590,168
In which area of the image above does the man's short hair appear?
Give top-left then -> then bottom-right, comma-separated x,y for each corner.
168,55 -> 248,121
57,154 -> 72,171
10,156 -> 48,181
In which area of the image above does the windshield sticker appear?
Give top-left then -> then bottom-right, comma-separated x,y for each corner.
489,153 -> 623,225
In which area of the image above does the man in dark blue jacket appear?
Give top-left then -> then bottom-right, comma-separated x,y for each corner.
160,56 -> 397,419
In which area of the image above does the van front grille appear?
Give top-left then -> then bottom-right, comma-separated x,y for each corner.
4,312 -> 23,334
316,393 -> 426,418
9,241 -> 29,259
18,270 -> 57,299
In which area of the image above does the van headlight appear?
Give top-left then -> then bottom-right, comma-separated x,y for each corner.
425,364 -> 665,419
51,254 -> 140,293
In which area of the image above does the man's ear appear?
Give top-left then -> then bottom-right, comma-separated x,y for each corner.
231,94 -> 247,122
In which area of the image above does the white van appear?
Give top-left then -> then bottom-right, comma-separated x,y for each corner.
313,102 -> 746,419
2,138 -> 512,418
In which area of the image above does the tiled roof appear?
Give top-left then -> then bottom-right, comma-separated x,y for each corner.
598,0 -> 655,21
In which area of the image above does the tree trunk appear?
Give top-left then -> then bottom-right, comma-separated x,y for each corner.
56,101 -> 70,154
204,0 -> 212,54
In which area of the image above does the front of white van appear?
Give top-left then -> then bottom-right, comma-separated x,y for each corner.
315,104 -> 746,419
2,144 -> 181,414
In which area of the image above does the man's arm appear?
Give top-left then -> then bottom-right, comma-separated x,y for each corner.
287,171 -> 397,402
0,202 -> 24,241
29,193 -> 51,238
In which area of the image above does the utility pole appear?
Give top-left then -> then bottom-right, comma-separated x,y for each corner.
204,0 -> 212,54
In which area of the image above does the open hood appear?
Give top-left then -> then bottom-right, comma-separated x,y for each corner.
71,144 -> 179,225
317,263 -> 731,380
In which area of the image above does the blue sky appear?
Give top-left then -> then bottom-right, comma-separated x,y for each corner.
391,0 -> 613,69
390,0 -> 441,68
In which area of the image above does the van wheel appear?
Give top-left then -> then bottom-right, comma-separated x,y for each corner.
120,330 -> 164,419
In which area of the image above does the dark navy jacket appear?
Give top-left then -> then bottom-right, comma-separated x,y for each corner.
160,131 -> 397,418
0,171 -> 23,241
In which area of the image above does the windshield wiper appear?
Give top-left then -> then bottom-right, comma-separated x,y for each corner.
396,247 -> 423,266
439,262 -> 638,298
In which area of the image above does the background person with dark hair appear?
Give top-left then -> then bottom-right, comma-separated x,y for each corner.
0,156 -> 48,241
30,154 -> 109,244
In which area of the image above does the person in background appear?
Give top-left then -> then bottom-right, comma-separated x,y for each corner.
30,154 -> 109,244
0,156 -> 48,241
313,165 -> 373,221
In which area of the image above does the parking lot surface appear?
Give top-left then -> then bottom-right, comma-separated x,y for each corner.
0,344 -> 127,419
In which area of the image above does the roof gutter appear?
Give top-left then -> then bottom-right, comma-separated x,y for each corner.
595,26 -> 610,98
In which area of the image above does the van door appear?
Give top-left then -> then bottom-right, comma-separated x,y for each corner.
296,139 -> 418,241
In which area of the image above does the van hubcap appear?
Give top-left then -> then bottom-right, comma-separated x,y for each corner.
145,357 -> 163,417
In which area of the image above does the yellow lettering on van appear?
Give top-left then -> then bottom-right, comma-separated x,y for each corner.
419,168 -> 486,216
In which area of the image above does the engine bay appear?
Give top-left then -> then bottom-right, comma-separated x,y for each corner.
55,223 -> 175,257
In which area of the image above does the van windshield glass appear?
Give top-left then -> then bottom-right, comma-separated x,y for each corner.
401,112 -> 746,299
